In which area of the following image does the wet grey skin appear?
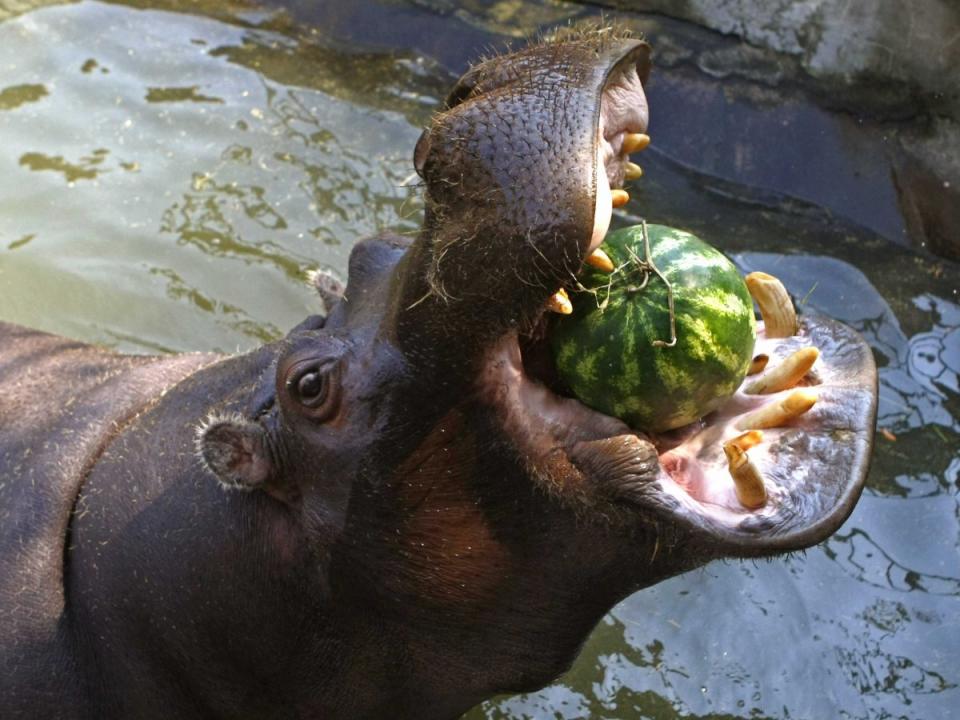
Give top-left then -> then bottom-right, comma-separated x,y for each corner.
0,29 -> 877,720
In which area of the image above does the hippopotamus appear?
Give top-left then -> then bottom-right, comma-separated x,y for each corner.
0,27 -> 876,720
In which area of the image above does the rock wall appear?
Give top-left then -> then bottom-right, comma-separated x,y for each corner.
625,0 -> 960,118
602,0 -> 960,259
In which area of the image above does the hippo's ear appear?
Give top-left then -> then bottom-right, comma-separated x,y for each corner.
196,413 -> 273,492
306,267 -> 345,315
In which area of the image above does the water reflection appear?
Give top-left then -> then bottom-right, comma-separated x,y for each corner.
832,598 -> 957,704
0,82 -> 48,109
19,147 -> 110,182
149,265 -> 282,342
6,233 -> 35,250
826,528 -> 960,596
408,0 -> 581,38
145,86 -> 224,103
0,0 -> 423,352
897,295 -> 960,430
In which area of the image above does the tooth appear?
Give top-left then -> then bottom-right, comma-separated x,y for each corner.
736,389 -> 817,430
585,248 -> 614,273
547,288 -> 573,314
747,354 -> 769,375
745,272 -> 798,338
624,162 -> 643,180
728,430 -> 764,452
723,442 -> 767,509
622,133 -> 651,154
745,347 -> 819,394
611,189 -> 630,208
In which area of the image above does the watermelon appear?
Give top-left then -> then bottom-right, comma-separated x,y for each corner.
551,224 -> 756,433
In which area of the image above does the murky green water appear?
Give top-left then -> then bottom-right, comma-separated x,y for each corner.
0,1 -> 957,718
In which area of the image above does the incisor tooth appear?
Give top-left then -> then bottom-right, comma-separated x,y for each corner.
547,288 -> 572,314
736,389 -> 817,430
624,162 -> 643,180
585,247 -> 614,273
745,347 -> 819,394
745,272 -> 798,338
723,442 -> 767,509
622,133 -> 651,154
611,189 -> 630,208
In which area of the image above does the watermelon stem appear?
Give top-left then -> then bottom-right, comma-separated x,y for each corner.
626,221 -> 677,349
571,223 -> 677,349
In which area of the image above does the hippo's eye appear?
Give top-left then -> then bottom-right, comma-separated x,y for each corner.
296,370 -> 326,407
285,359 -> 340,417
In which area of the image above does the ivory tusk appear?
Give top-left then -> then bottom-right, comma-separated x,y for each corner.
727,430 -> 764,452
736,389 -> 818,430
723,442 -> 767,509
745,347 -> 819,395
745,272 -> 798,338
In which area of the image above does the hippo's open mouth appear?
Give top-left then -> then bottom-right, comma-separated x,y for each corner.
400,29 -> 876,556
485,310 -> 875,554
479,56 -> 876,555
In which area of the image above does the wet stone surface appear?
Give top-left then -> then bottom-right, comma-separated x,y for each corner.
0,1 -> 958,718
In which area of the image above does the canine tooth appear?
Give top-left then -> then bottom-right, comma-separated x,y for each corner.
736,389 -> 817,430
624,162 -> 643,180
723,443 -> 767,509
747,354 -> 769,375
585,248 -> 614,273
745,347 -> 819,394
728,430 -> 763,452
745,272 -> 798,338
547,288 -> 573,314
611,189 -> 630,208
622,133 -> 651,154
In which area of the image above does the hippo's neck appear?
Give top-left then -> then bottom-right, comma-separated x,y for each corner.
59,346 -> 453,719
0,322 -> 219,718
64,348 -> 297,716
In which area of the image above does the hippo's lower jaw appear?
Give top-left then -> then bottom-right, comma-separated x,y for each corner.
485,307 -> 876,559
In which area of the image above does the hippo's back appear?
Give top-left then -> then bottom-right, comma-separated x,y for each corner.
0,321 -> 217,716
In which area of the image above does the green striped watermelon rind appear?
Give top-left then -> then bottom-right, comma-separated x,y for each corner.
551,224 -> 757,433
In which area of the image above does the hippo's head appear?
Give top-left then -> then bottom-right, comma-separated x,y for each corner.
197,27 -> 876,714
